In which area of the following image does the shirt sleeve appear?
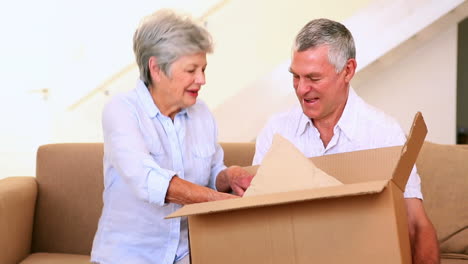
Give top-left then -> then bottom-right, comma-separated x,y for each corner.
253,119 -> 275,165
208,112 -> 226,190
102,97 -> 176,206
404,166 -> 423,199
209,143 -> 227,190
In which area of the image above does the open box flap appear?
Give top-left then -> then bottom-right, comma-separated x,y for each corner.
391,112 -> 427,191
244,134 -> 344,197
167,180 -> 389,218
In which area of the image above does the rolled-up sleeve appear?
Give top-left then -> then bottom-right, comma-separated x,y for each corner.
209,143 -> 226,190
143,159 -> 177,205
103,96 -> 175,206
404,166 -> 423,199
207,112 -> 226,190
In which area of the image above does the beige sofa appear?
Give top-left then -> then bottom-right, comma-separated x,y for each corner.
0,142 -> 467,264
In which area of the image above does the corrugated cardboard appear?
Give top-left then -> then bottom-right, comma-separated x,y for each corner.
244,133 -> 342,197
167,112 -> 428,264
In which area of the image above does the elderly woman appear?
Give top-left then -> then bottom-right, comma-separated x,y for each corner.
91,10 -> 253,264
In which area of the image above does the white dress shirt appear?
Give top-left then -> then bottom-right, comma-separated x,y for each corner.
91,80 -> 226,264
253,88 -> 422,199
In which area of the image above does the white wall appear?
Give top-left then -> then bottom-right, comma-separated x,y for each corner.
0,0 -> 229,179
0,0 -> 372,180
200,0 -> 371,110
213,0 -> 467,142
0,0 -> 462,179
353,25 -> 458,144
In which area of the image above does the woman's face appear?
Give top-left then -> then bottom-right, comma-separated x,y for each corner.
151,52 -> 207,118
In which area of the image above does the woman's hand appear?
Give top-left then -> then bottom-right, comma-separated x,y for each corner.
165,176 -> 238,205
165,165 -> 254,205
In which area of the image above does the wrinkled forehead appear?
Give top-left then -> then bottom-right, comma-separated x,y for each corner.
170,52 -> 208,68
290,46 -> 334,75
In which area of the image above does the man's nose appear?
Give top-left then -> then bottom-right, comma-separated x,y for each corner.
297,78 -> 309,93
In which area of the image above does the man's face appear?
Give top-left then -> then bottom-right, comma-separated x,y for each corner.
289,45 -> 354,122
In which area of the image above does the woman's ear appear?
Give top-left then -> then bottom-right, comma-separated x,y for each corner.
148,56 -> 161,83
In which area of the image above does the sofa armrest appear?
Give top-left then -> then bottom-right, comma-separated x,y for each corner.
0,176 -> 37,264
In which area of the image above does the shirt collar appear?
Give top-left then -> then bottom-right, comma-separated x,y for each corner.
296,110 -> 314,136
336,87 -> 358,141
135,79 -> 190,119
294,87 -> 358,141
180,107 -> 190,118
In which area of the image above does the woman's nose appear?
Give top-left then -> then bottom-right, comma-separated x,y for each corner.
195,72 -> 206,85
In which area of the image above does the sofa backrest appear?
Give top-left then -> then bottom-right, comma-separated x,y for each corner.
33,141 -> 467,257
220,142 -> 256,167
32,142 -> 256,255
415,142 -> 468,257
33,143 -> 105,255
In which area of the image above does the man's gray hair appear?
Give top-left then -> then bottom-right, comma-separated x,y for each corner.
133,9 -> 213,86
294,18 -> 355,72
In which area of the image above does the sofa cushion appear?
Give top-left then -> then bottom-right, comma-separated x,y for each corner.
441,255 -> 468,264
33,143 -> 104,255
416,142 -> 468,256
20,253 -> 90,264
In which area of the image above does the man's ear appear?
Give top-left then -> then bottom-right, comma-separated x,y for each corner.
148,56 -> 161,83
343,58 -> 357,83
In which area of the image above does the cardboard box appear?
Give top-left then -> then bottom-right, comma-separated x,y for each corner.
167,113 -> 427,264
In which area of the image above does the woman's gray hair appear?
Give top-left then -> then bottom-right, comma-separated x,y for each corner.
294,18 -> 355,72
133,9 -> 213,86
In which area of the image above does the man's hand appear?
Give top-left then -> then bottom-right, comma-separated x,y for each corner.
216,165 -> 254,196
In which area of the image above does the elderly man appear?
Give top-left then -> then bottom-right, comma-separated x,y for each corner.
253,18 -> 439,264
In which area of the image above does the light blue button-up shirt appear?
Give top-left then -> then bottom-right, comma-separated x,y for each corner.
91,80 -> 226,264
